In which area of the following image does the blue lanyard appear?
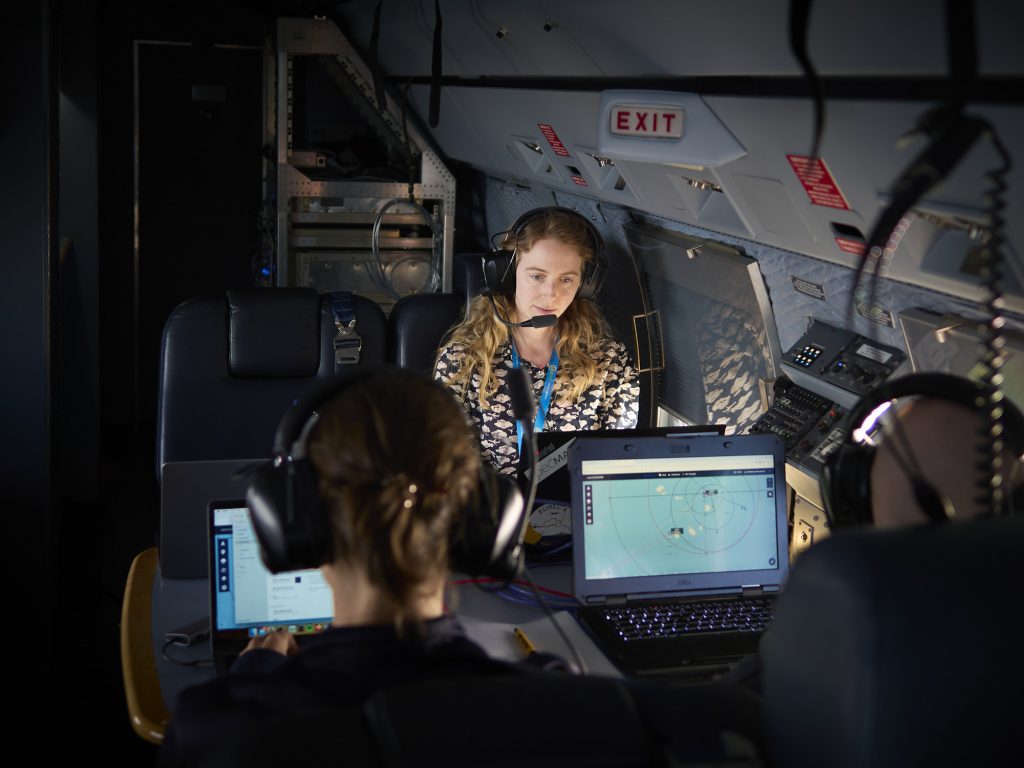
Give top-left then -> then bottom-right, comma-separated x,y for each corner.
510,342 -> 560,457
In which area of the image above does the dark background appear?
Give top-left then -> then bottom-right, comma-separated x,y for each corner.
1,2 -> 490,757
5,1 -> 286,758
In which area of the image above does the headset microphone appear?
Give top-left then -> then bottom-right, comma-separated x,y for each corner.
487,294 -> 557,329
511,314 -> 557,329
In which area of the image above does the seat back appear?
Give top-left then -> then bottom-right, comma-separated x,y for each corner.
387,292 -> 463,372
156,288 -> 386,577
762,517 -> 1024,768
453,252 -> 486,305
158,288 -> 386,467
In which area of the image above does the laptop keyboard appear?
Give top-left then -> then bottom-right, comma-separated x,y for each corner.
604,598 -> 773,642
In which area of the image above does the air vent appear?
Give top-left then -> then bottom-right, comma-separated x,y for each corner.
510,137 -> 550,173
667,172 -> 750,237
573,148 -> 638,202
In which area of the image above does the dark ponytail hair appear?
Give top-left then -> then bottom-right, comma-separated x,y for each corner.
307,371 -> 479,627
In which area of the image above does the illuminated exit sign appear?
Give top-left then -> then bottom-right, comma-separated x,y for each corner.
609,105 -> 685,138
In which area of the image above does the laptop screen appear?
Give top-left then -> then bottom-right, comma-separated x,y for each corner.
209,503 -> 334,639
570,434 -> 788,604
579,453 -> 779,580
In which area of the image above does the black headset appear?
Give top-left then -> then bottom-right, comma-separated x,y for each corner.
819,373 -> 1024,529
481,207 -> 607,302
246,366 -> 529,579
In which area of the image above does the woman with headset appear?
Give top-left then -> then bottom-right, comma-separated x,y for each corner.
159,369 -> 536,767
434,207 -> 640,475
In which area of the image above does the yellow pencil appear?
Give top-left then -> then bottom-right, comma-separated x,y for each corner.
513,627 -> 537,656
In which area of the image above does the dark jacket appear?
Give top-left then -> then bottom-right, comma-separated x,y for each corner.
159,616 -> 523,767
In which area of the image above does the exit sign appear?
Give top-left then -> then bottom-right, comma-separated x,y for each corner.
609,105 -> 684,138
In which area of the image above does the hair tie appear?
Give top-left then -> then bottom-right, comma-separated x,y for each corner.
402,483 -> 418,509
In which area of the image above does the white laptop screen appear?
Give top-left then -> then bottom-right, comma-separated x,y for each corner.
578,454 -> 780,581
211,505 -> 333,635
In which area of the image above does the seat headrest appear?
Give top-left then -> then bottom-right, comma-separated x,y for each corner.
228,288 -> 320,378
453,252 -> 485,300
388,293 -> 463,372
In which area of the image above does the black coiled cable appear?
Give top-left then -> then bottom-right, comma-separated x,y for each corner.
974,128 -> 1012,517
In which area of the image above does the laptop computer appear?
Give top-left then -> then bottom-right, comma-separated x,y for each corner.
568,433 -> 788,678
161,459 -> 265,579
208,500 -> 334,674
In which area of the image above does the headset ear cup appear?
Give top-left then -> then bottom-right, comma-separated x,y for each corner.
821,443 -> 875,529
450,466 -> 526,578
575,249 -> 606,302
481,250 -> 515,297
247,458 -> 332,573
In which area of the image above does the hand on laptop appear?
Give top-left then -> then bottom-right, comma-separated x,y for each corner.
242,629 -> 298,657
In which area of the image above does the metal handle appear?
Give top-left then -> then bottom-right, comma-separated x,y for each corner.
631,309 -> 665,375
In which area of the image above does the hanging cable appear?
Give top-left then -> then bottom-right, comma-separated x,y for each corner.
788,0 -> 824,160
974,129 -> 1012,517
850,108 -> 988,324
369,0 -> 387,111
368,78 -> 441,300
370,198 -> 442,300
428,0 -> 443,127
522,568 -> 588,675
852,0 -> 984,325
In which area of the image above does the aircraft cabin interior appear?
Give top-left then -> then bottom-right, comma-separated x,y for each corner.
5,0 -> 1023,763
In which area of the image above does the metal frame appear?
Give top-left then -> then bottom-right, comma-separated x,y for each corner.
624,221 -> 784,429
272,18 -> 455,292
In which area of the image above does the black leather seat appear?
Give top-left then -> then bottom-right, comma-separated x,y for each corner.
761,517 -> 1024,768
387,292 -> 463,372
453,251 -> 486,307
157,288 -> 386,466
156,288 -> 387,578
126,288 -> 387,742
384,252 -> 486,373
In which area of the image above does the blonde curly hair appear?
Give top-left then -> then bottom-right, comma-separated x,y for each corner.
442,209 -> 611,409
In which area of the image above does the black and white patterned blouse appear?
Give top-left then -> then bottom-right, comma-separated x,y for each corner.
434,339 -> 640,475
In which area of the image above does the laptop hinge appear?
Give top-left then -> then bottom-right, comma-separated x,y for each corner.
741,585 -> 765,598
586,595 -> 627,606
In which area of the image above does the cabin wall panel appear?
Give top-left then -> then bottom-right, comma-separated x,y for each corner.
407,79 -> 1024,315
483,178 -> 1022,373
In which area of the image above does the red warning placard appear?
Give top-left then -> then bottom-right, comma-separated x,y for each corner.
787,155 -> 850,210
538,123 -> 571,158
835,237 -> 866,255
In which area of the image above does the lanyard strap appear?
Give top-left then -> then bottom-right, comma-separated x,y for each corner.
510,343 -> 560,456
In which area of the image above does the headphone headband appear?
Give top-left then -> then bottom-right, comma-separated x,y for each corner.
820,372 -> 1024,528
840,373 -> 1020,446
250,365 -> 528,578
482,207 -> 607,302
271,369 -> 378,457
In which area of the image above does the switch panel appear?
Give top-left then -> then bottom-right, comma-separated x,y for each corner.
781,320 -> 906,399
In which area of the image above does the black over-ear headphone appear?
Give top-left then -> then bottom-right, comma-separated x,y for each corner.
481,207 -> 607,302
246,365 -> 528,579
820,373 -> 1024,529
